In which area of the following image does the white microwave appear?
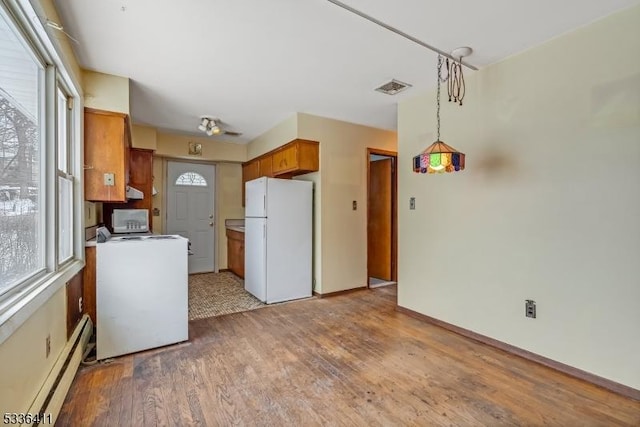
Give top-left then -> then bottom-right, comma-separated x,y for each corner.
112,209 -> 149,233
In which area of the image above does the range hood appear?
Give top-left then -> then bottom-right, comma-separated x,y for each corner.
126,185 -> 144,200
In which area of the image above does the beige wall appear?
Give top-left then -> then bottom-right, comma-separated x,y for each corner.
155,132 -> 246,162
398,6 -> 640,389
247,113 -> 397,294
152,157 -> 165,232
298,114 -> 396,294
0,287 -> 66,414
82,70 -> 130,114
36,0 -> 82,85
247,114 -> 298,159
0,0 -> 83,415
131,124 -> 157,150
216,163 -> 245,269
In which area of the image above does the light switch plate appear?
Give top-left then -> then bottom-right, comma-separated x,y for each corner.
104,173 -> 115,186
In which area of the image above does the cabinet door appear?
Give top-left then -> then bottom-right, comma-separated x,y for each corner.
238,239 -> 245,278
102,148 -> 154,232
66,271 -> 83,339
128,148 -> 154,219
83,246 -> 96,327
259,156 -> 273,177
242,160 -> 260,206
84,109 -> 129,202
272,145 -> 298,175
296,140 -> 319,173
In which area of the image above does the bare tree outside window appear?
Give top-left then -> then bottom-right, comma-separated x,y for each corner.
0,12 -> 43,294
0,92 -> 40,292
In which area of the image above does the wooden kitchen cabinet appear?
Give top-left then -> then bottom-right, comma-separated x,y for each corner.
66,271 -> 83,339
103,148 -> 154,232
272,139 -> 319,176
84,108 -> 131,202
83,246 -> 97,327
241,139 -> 319,205
242,160 -> 260,206
226,228 -> 245,278
259,156 -> 274,177
242,160 -> 260,184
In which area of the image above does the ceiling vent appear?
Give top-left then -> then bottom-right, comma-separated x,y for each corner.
375,79 -> 412,95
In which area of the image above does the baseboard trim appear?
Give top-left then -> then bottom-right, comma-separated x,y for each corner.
395,305 -> 640,401
27,314 -> 93,423
313,286 -> 368,298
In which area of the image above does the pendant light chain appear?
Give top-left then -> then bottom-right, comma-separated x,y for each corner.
411,53 -> 466,174
436,54 -> 443,141
447,57 -> 465,105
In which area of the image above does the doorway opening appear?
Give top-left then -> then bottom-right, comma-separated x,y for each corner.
366,148 -> 397,289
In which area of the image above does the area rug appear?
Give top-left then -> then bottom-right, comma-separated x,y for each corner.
188,272 -> 266,320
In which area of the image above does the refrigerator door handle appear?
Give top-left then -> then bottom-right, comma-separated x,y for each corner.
263,195 -> 266,213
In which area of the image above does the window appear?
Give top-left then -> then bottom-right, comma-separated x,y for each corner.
0,1 -> 81,306
57,87 -> 73,263
175,172 -> 207,187
0,10 -> 44,293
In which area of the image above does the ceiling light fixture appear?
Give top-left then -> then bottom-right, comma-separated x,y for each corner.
198,117 -> 222,136
413,53 -> 467,174
198,117 -> 209,132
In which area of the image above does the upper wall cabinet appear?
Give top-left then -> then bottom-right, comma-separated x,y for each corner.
102,148 -> 155,232
271,139 -> 319,177
241,139 -> 319,205
84,108 -> 131,202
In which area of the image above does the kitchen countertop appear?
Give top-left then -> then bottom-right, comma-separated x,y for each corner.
225,218 -> 245,233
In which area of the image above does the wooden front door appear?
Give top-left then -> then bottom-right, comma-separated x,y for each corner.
368,158 -> 393,280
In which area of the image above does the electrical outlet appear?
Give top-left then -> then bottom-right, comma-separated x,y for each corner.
45,334 -> 51,358
352,200 -> 357,210
78,296 -> 83,313
409,197 -> 416,210
525,300 -> 536,318
104,172 -> 115,186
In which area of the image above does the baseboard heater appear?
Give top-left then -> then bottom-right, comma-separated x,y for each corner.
27,314 -> 93,425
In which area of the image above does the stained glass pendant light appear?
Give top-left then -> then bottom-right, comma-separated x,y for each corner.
413,54 -> 466,174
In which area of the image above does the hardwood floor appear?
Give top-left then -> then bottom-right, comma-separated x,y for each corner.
58,286 -> 640,426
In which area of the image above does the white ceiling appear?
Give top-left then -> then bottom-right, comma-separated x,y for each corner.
54,0 -> 639,143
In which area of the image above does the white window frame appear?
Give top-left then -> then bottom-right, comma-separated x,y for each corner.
0,0 -> 84,344
56,81 -> 74,265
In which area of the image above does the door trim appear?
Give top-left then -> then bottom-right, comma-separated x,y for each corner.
366,148 -> 398,287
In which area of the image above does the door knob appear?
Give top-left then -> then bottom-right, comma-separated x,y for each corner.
209,214 -> 213,219
209,222 -> 214,226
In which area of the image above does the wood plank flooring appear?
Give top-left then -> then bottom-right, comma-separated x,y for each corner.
58,286 -> 640,426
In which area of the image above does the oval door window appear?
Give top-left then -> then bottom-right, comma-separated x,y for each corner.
175,172 -> 208,187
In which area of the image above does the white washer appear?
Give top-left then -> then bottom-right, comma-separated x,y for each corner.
96,235 -> 189,360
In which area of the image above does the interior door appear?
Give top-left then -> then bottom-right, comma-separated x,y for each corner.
166,161 -> 215,274
368,158 -> 392,280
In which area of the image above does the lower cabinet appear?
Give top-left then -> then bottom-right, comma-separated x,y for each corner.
226,229 -> 245,279
66,271 -> 84,339
83,246 -> 97,327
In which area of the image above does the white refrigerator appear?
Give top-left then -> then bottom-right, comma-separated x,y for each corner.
245,177 -> 312,303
